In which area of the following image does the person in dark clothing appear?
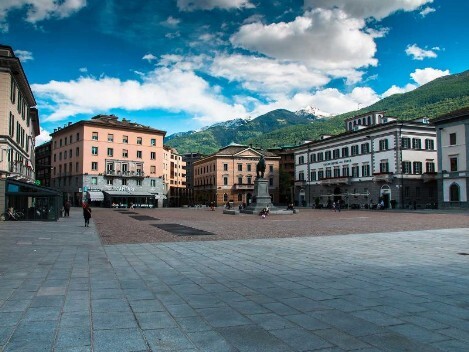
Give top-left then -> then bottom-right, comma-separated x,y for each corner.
64,200 -> 71,217
83,203 -> 92,227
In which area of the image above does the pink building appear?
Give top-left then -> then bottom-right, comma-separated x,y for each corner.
50,115 -> 167,207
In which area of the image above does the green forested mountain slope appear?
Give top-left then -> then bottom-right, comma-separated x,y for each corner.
166,70 -> 469,154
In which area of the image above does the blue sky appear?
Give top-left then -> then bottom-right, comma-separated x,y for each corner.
1,0 -> 468,145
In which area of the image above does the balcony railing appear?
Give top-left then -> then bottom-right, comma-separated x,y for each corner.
105,170 -> 145,178
233,183 -> 254,190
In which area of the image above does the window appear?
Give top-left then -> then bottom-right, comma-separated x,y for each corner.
91,162 -> 98,170
107,148 -> 113,157
269,165 -> 273,172
449,133 -> 456,145
92,132 -> 98,140
76,132 -> 80,142
342,165 -> 349,177
10,78 -> 16,103
318,170 -> 324,180
238,194 -> 243,201
325,168 -> 332,178
238,164 -> 242,171
150,166 -> 156,174
223,193 -> 228,202
151,138 -> 156,146
310,153 -> 316,163
247,164 -> 251,172
150,180 -> 156,187
238,176 -> 243,184
333,149 -> 340,159
151,152 -> 156,160
91,177 -> 97,185
362,164 -> 370,177
361,143 -> 369,154
311,171 -> 317,181
122,179 -> 127,186
412,138 -> 421,149
9,113 -> 14,137
122,135 -> 128,143
137,137 -> 142,145
352,165 -> 359,177
122,149 -> 128,158
75,147 -> 79,157
69,149 -> 72,158
298,156 -> 305,164
380,160 -> 389,173
92,146 -> 98,155
107,179 -> 113,185
325,151 -> 332,161
108,134 -> 114,142
317,152 -> 324,161
402,161 -> 412,174
425,139 -> 434,150
223,163 -> 228,171
334,167 -> 340,177
136,180 -> 142,186
269,178 -> 273,186
342,147 -> 349,158
450,157 -> 458,171
379,139 -> 389,151
64,151 -> 67,159
426,162 -> 435,173
247,176 -> 252,184
298,171 -> 305,181
76,162 -> 79,172
223,177 -> 228,185
413,161 -> 422,174
450,183 -> 460,202
137,150 -> 142,158
351,145 -> 359,156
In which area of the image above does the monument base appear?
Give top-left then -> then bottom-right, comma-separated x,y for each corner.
240,178 -> 294,215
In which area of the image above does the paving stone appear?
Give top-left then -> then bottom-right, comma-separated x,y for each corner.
55,326 -> 91,349
269,327 -> 333,351
187,330 -> 237,352
134,311 -> 178,330
93,328 -> 147,352
144,328 -> 196,351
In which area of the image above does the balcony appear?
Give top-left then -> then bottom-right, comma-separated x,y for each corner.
105,170 -> 145,178
320,177 -> 352,186
233,183 -> 254,190
372,172 -> 394,183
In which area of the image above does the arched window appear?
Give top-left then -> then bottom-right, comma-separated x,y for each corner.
449,183 -> 460,202
223,193 -> 228,202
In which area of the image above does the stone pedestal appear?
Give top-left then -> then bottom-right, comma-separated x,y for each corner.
241,178 -> 279,214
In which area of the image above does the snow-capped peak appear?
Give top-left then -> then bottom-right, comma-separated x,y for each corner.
295,106 -> 331,118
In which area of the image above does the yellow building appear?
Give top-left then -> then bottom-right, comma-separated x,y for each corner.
193,144 -> 280,206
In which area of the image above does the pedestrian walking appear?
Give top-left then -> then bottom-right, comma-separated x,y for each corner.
64,200 -> 71,217
83,203 -> 92,227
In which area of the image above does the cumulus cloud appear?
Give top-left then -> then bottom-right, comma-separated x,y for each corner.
161,16 -> 180,26
405,44 -> 439,60
34,127 -> 52,146
231,8 -> 378,74
0,0 -> 86,31
303,0 -> 433,20
177,0 -> 255,12
210,54 -> 330,97
382,67 -> 449,97
142,53 -> 158,62
31,66 -> 248,124
14,49 -> 34,62
419,6 -> 436,17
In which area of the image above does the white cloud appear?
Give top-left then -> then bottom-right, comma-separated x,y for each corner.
405,44 -> 438,60
79,67 -> 88,73
0,0 -> 86,31
231,8 -> 378,74
410,67 -> 449,85
14,49 -> 33,62
210,54 -> 330,97
161,16 -> 180,26
382,67 -> 449,97
142,53 -> 158,62
420,6 -> 436,17
303,0 -> 433,20
177,0 -> 255,11
34,127 -> 52,146
31,66 -> 248,124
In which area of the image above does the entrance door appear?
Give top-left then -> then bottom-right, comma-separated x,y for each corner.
382,193 -> 390,209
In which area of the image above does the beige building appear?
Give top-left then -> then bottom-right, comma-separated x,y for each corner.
49,114 -> 167,207
0,45 -> 39,183
193,144 -> 280,206
163,146 -> 187,206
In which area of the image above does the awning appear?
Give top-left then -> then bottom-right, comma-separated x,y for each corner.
103,190 -> 154,197
87,191 -> 104,201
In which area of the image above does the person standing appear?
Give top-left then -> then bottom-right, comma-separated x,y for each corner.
83,203 -> 92,227
64,200 -> 71,217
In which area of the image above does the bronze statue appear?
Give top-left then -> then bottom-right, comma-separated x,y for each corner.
256,155 -> 266,178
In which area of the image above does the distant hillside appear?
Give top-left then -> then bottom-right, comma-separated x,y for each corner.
166,70 -> 469,154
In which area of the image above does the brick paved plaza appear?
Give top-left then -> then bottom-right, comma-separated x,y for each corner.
0,207 -> 468,351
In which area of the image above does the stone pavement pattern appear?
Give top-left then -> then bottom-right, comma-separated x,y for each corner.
0,208 -> 468,351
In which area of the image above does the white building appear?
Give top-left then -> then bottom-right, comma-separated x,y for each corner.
433,107 -> 469,208
294,111 -> 438,209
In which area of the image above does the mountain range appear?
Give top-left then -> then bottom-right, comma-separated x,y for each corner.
165,70 -> 469,155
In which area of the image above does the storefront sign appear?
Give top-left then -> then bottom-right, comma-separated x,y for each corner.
323,159 -> 351,167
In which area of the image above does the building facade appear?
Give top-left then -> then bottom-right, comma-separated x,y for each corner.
49,115 -> 166,207
268,146 -> 296,205
295,111 -> 438,209
163,146 -> 187,207
193,144 -> 280,206
433,107 -> 469,208
35,141 -> 52,187
182,152 -> 204,205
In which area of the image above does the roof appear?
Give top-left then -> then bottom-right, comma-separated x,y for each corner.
50,114 -> 166,136
432,107 -> 469,124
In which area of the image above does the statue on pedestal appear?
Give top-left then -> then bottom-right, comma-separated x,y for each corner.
256,155 -> 266,179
